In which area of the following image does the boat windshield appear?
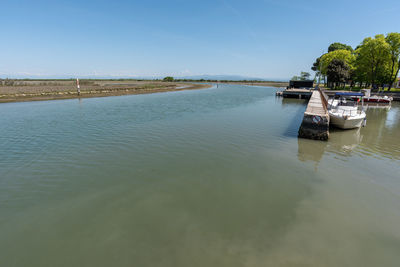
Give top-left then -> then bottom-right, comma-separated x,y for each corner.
334,97 -> 358,107
341,98 -> 357,106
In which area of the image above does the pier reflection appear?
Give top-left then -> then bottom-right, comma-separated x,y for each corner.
280,97 -> 308,107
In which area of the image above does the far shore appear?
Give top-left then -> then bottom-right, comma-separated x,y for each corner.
0,79 -> 290,104
224,81 -> 289,88
0,81 -> 212,103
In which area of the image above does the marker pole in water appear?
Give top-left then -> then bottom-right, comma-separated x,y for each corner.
76,78 -> 80,95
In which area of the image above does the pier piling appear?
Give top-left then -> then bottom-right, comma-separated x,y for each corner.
298,89 -> 330,141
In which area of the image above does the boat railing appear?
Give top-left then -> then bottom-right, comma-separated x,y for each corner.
332,108 -> 363,116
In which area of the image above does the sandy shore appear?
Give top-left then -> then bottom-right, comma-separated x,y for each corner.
0,81 -> 212,103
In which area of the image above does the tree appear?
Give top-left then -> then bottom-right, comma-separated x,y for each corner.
385,33 -> 400,90
355,35 -> 391,89
311,56 -> 327,85
327,59 -> 350,88
311,57 -> 321,72
291,72 -> 311,81
311,57 -> 320,82
163,76 -> 174,82
328,42 -> 353,53
320,49 -> 355,76
300,72 -> 311,80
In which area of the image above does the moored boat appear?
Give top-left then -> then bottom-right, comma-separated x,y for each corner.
351,89 -> 393,104
351,95 -> 392,103
328,92 -> 366,129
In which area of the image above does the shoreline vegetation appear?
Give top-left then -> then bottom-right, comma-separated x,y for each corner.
304,32 -> 400,91
0,79 -> 287,103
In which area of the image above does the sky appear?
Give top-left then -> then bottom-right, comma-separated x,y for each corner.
1,0 -> 399,80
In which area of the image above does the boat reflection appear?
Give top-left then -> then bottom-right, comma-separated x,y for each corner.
328,128 -> 363,156
298,128 -> 363,164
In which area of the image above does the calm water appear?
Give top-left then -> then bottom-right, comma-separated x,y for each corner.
1,84 -> 399,266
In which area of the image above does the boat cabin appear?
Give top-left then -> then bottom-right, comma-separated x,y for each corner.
329,92 -> 363,108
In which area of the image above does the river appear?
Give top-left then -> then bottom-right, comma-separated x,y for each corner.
1,84 -> 399,266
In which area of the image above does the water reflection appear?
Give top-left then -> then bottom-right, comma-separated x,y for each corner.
293,100 -> 400,163
359,105 -> 400,160
280,97 -> 308,107
0,86 -> 399,266
329,128 -> 363,156
298,128 -> 363,163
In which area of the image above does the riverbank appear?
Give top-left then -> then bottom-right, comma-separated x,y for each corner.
0,81 -> 212,103
225,81 -> 288,88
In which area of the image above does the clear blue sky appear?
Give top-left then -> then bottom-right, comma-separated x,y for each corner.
1,0 -> 399,80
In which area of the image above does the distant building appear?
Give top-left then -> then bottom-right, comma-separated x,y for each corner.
289,80 -> 314,89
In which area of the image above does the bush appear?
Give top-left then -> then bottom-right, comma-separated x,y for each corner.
163,76 -> 174,82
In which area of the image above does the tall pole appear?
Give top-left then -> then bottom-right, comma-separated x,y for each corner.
76,78 -> 80,96
316,50 -> 324,90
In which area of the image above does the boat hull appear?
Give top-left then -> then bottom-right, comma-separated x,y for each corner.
329,113 -> 365,129
351,97 -> 391,103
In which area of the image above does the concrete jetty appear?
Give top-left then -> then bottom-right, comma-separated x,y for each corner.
298,89 -> 330,141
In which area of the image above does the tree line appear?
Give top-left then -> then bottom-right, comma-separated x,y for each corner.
312,33 -> 400,90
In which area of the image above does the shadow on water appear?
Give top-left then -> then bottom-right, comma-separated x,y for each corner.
279,98 -> 308,138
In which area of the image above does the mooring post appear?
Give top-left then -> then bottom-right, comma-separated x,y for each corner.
76,78 -> 80,96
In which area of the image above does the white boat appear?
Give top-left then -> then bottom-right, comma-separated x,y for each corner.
328,93 -> 366,129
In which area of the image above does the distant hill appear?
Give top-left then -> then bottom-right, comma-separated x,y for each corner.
176,75 -> 288,82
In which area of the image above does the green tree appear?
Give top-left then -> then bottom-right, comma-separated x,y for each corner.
163,76 -> 174,82
327,59 -> 350,88
385,32 -> 400,90
291,72 -> 311,81
355,34 -> 391,89
328,42 -> 353,53
311,57 -> 321,72
300,72 -> 311,80
320,49 -> 355,76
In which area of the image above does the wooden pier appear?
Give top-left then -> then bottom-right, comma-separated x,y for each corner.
298,89 -> 330,141
281,89 -> 313,99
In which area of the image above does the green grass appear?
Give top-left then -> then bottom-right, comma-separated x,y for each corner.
382,88 -> 400,92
